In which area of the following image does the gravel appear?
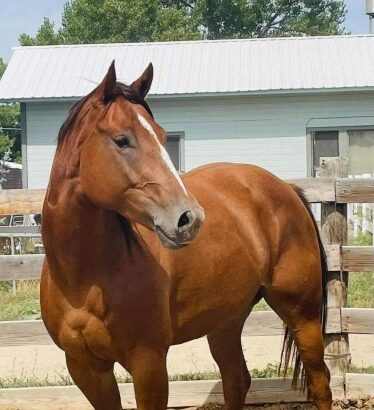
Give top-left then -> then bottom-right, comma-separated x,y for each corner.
172,397 -> 374,410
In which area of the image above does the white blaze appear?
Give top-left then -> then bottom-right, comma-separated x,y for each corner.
137,114 -> 187,195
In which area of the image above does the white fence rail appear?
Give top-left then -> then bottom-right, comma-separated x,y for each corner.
348,173 -> 374,244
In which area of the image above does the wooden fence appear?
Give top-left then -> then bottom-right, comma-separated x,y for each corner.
0,158 -> 373,408
347,173 -> 374,243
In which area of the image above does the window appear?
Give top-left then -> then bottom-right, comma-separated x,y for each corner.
348,129 -> 374,175
313,131 -> 339,175
166,134 -> 184,172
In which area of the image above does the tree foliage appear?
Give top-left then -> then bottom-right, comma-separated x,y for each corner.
163,0 -> 347,38
0,61 -> 21,163
60,0 -> 159,43
19,18 -> 61,46
0,58 -> 6,78
19,0 -> 346,46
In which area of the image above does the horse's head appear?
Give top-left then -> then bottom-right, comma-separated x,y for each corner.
58,61 -> 204,249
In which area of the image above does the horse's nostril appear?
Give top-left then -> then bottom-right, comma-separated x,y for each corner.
178,211 -> 191,229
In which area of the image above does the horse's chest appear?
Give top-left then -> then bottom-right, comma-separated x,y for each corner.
58,309 -> 113,360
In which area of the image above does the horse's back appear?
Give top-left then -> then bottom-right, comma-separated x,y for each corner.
182,162 -> 303,219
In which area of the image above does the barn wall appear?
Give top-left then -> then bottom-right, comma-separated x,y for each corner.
26,102 -> 68,189
25,92 -> 374,189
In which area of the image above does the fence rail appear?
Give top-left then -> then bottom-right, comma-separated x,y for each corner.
0,244 -> 373,282
1,306 -> 371,348
0,168 -> 373,407
347,173 -> 374,243
1,177 -> 374,218
0,377 -> 347,409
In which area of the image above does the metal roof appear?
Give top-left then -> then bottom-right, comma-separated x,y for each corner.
1,35 -> 374,102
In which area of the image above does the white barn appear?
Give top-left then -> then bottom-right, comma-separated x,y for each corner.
1,35 -> 374,188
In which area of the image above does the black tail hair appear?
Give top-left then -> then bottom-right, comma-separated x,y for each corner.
278,186 -> 328,391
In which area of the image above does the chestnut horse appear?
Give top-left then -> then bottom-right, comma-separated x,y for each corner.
41,61 -> 332,410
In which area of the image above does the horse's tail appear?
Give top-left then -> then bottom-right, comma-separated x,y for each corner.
279,185 -> 328,390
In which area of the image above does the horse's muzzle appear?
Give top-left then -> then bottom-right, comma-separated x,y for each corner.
154,205 -> 205,249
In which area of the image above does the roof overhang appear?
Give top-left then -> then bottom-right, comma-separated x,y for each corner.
2,86 -> 374,104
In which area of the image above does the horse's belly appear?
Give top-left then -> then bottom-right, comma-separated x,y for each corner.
170,258 -> 262,344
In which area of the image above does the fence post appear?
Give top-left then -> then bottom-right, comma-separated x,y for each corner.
10,236 -> 16,295
320,157 -> 351,381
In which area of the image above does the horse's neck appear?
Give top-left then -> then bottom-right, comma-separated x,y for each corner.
43,177 -> 129,285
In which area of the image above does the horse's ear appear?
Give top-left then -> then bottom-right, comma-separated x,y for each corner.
96,60 -> 117,103
131,63 -> 153,98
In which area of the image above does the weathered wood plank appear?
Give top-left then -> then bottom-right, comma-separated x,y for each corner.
242,311 -> 284,336
320,157 -> 350,378
0,320 -> 51,347
0,189 -> 45,216
0,232 -> 41,238
0,226 -> 41,234
325,244 -> 341,271
0,246 -> 371,283
0,309 -> 342,347
336,177 -> 374,203
342,308 -> 374,334
346,373 -> 374,398
245,309 -> 341,336
286,178 -> 336,202
0,179 -> 372,217
342,246 -> 374,272
326,308 -> 342,334
0,245 -> 358,282
0,377 -> 344,409
0,254 -> 44,281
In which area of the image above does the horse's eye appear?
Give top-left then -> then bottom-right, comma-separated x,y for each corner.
114,136 -> 130,148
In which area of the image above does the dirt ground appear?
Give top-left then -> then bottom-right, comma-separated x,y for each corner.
196,399 -> 374,409
198,405 -> 316,410
1,334 -> 373,382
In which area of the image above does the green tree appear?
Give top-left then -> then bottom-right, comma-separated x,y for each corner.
163,0 -> 347,38
19,0 -> 346,46
0,105 -> 21,162
20,0 -> 202,46
152,5 -> 202,41
19,18 -> 61,46
0,60 -> 21,163
0,58 -> 6,78
60,0 -> 159,43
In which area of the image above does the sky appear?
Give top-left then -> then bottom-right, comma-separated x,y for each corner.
0,0 -> 370,63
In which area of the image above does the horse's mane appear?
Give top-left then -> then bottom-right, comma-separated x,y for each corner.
57,82 -> 153,146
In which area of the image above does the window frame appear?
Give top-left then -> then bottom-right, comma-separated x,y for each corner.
307,125 -> 374,177
166,132 -> 185,173
312,130 -> 339,176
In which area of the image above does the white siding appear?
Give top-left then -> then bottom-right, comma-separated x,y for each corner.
25,92 -> 374,189
26,103 -> 67,188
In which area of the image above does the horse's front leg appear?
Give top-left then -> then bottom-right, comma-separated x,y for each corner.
126,345 -> 169,410
66,354 -> 122,410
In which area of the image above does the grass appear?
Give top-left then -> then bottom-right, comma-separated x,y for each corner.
349,365 -> 374,374
348,272 -> 374,308
0,372 -> 213,389
0,373 -> 74,389
348,231 -> 373,246
0,281 -> 40,321
0,363 -> 294,389
1,363 -> 373,389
